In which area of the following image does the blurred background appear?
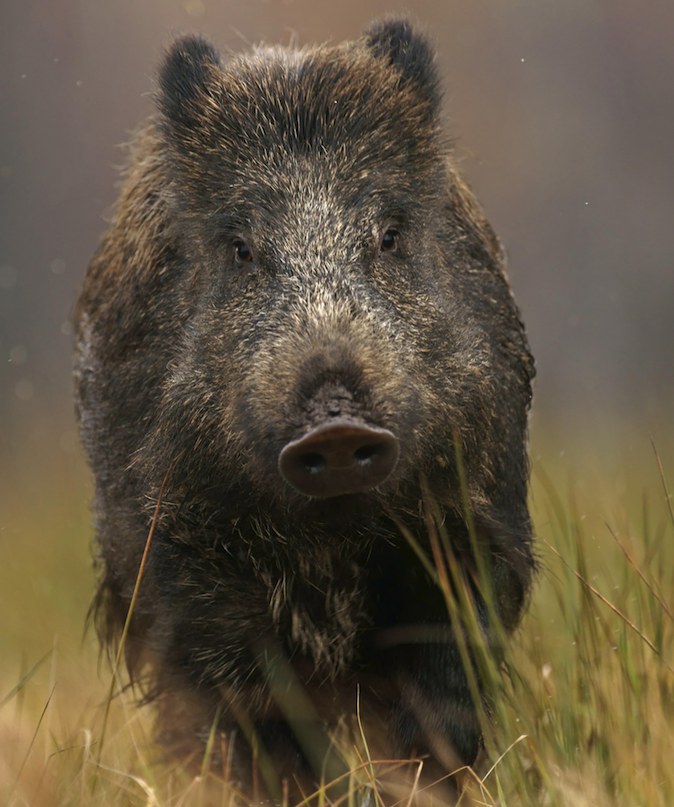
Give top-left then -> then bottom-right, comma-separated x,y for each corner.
1,0 -> 673,461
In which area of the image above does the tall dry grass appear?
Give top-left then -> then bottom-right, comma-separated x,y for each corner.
1,419 -> 672,806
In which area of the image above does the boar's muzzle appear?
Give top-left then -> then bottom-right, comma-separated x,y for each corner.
279,419 -> 399,498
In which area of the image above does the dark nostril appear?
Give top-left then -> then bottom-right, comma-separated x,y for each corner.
354,444 -> 378,465
301,452 -> 327,474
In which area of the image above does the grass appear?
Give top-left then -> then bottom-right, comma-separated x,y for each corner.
0,417 -> 673,806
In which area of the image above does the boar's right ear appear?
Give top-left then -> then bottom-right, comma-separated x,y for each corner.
364,18 -> 441,111
158,35 -> 220,131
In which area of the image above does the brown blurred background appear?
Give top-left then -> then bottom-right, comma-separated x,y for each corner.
1,0 -> 673,465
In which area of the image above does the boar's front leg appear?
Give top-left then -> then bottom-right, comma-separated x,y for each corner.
363,534 -> 485,768
387,638 -> 483,768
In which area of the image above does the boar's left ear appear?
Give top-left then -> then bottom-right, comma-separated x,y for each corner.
157,35 -> 221,131
364,18 -> 441,110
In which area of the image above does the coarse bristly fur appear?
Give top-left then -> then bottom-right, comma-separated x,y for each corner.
74,16 -> 535,798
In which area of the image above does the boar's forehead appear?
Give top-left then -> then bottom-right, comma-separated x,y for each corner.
218,153 -> 436,249
166,46 -> 445,212
221,47 -> 440,163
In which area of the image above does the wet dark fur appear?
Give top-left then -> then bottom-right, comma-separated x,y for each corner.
75,18 -> 535,792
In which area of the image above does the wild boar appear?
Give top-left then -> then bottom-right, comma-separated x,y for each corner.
75,17 -> 535,791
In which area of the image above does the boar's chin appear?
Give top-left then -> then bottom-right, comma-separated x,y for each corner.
288,488 -> 390,530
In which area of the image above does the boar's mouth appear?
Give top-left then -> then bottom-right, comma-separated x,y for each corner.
278,418 -> 399,498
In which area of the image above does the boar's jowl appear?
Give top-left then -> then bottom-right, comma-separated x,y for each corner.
75,17 -> 535,795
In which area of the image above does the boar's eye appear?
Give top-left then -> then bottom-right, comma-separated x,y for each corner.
380,230 -> 398,252
234,241 -> 253,263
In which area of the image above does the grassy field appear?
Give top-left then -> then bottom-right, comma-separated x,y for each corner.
0,415 -> 672,806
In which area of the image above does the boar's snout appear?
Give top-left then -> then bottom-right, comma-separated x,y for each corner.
279,419 -> 399,498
